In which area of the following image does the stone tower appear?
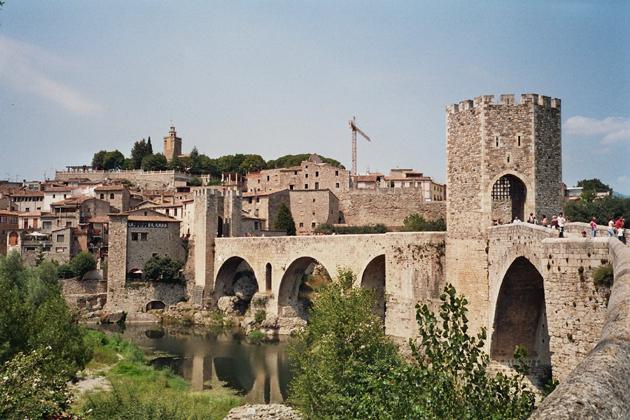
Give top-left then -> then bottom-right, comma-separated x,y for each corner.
163,125 -> 182,162
445,93 -> 562,332
191,188 -> 243,306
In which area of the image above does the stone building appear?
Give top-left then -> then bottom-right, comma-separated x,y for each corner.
42,186 -> 73,212
108,209 -> 186,282
350,169 -> 446,202
94,184 -> 131,212
9,190 -> 44,212
246,154 -> 350,194
445,93 -> 563,333
163,125 -> 182,162
242,189 -> 290,231
45,196 -> 112,232
289,189 -> 340,235
0,210 -> 18,255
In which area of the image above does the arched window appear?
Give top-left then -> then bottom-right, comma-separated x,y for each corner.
8,231 -> 18,246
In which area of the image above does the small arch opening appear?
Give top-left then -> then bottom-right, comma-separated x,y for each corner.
361,255 -> 386,322
214,257 -> 259,315
265,263 -> 272,291
278,257 -> 331,321
146,300 -> 166,311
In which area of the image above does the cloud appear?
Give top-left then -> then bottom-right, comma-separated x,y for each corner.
0,35 -> 104,116
565,116 -> 630,145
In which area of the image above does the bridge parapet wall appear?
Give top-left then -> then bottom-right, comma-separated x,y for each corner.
532,238 -> 630,418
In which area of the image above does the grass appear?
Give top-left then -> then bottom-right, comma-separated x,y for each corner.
74,330 -> 242,419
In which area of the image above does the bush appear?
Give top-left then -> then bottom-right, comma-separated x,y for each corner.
247,329 -> 265,345
593,263 -> 614,287
70,251 -> 97,279
288,276 -> 535,419
143,256 -> 184,283
187,177 -> 203,187
0,348 -> 73,419
57,263 -> 76,279
402,213 -> 447,231
0,253 -> 90,417
254,309 -> 266,324
314,223 -> 388,235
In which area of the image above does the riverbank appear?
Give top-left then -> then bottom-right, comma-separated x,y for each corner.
71,329 -> 243,419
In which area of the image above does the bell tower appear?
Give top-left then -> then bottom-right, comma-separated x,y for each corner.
163,125 -> 182,162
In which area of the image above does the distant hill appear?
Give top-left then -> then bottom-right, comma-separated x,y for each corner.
613,191 -> 630,199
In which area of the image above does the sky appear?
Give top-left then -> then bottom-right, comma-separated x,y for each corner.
0,1 -> 629,191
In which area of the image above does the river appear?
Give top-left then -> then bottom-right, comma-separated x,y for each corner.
96,324 -> 292,404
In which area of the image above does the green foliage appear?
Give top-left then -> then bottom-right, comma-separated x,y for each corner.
78,330 -> 241,420
188,176 -> 203,187
0,348 -> 73,420
141,153 -> 168,171
247,329 -> 265,345
564,195 -> 630,227
593,263 -> 614,287
289,277 -> 536,419
254,309 -> 266,324
131,138 -> 154,169
240,154 -> 267,173
57,263 -> 76,279
315,223 -> 388,235
577,178 -> 612,194
142,255 -> 183,283
0,253 -> 90,417
402,213 -> 447,231
70,251 -> 97,279
274,203 -> 296,235
92,150 -> 125,170
267,154 -> 344,169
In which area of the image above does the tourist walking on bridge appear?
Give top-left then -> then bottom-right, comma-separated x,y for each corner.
608,218 -> 616,237
558,212 -> 566,238
590,217 -> 598,237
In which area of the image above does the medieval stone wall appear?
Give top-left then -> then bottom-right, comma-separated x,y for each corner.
55,170 -> 191,190
105,282 -> 186,321
289,189 -> 339,234
337,189 -> 445,227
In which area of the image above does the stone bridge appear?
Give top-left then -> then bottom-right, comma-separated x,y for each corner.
212,232 -> 446,338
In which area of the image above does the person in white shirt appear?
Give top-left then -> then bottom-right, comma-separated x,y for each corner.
557,212 -> 566,238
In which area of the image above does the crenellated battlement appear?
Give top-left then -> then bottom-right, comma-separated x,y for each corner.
446,93 -> 561,114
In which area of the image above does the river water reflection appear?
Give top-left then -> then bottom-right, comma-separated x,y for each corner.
97,325 -> 292,404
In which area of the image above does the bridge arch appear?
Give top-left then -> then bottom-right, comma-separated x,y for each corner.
489,172 -> 529,224
490,256 -> 551,375
214,256 -> 259,313
360,254 -> 386,321
278,256 -> 332,319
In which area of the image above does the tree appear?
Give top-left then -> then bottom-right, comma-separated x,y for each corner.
402,213 -> 446,231
102,150 -> 125,170
187,177 -> 202,187
143,256 -> 183,283
141,153 -> 168,171
131,138 -> 154,169
577,178 -> 612,194
288,276 -> 536,419
92,150 -> 108,169
274,203 -> 296,235
565,196 -> 630,227
70,251 -> 97,279
266,154 -> 344,169
239,154 -> 267,173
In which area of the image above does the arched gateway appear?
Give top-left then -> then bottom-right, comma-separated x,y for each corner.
491,257 -> 551,377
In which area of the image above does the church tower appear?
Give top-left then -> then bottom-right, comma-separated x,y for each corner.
163,125 -> 182,162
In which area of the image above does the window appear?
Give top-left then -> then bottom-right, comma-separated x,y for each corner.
495,136 -> 499,147
110,193 -> 115,199
312,198 -> 316,202
335,170 -> 339,176
131,232 -> 139,241
517,135 -> 522,146
166,209 -> 170,215
63,194 -> 67,199
304,184 -> 309,189
248,197 -> 252,203
100,193 -> 104,199
174,208 -> 178,216
315,182 -> 319,189
305,173 -> 309,178
336,182 -> 340,188
140,232 -> 148,241
43,221 -> 52,230
299,222 -> 304,228
256,197 -> 260,203
8,232 -> 18,246
66,221 -> 72,227
52,194 -> 56,199
289,185 -> 294,190
311,222 -> 316,228
56,234 -> 65,242
315,171 -> 319,177
507,155 -> 510,163
294,171 -> 298,175
266,176 -> 270,181
312,211 -> 315,215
